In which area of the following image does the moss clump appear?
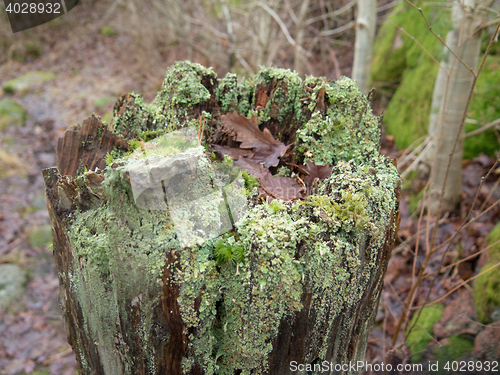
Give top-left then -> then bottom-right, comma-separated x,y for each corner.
241,170 -> 260,193
406,305 -> 444,362
100,25 -> 118,37
434,335 -> 474,362
372,2 -> 500,159
2,71 -> 55,94
371,1 -> 452,150
474,222 -> 500,324
27,225 -> 53,248
464,55 -> 500,159
0,99 -> 27,130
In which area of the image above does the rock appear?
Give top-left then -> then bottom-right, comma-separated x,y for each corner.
2,71 -> 55,95
0,264 -> 27,309
472,320 -> 500,360
434,290 -> 482,337
0,99 -> 27,130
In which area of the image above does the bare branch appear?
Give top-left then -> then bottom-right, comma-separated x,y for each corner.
465,117 -> 500,138
320,20 -> 356,36
255,1 -> 311,57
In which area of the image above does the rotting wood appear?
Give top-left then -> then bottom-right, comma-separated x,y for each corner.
44,61 -> 400,375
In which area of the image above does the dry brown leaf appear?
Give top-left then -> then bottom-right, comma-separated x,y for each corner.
234,158 -> 305,201
303,160 -> 333,195
258,173 -> 306,202
221,112 -> 278,151
251,143 -> 291,168
234,158 -> 268,180
214,145 -> 254,160
221,111 -> 290,167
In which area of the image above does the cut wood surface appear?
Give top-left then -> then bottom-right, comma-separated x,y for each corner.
44,62 -> 400,375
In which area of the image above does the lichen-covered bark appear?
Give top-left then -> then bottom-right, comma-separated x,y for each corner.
44,61 -> 400,375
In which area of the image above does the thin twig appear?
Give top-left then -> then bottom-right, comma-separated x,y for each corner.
465,118 -> 500,138
390,20 -> 444,70
426,238 -> 500,276
404,0 -> 477,76
419,261 -> 500,307
320,20 -> 356,36
255,2 -> 311,57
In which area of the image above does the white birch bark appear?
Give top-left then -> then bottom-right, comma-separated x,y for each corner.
428,0 -> 494,214
351,0 -> 377,94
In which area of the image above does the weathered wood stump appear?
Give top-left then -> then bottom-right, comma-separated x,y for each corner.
43,62 -> 400,375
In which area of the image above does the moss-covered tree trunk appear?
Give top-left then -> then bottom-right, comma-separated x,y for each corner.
44,62 -> 400,375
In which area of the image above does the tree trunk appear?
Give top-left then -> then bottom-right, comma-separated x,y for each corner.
43,62 -> 400,375
427,0 -> 493,214
294,0 -> 311,76
351,0 -> 377,94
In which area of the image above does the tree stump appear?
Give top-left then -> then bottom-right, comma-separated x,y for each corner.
43,62 -> 400,375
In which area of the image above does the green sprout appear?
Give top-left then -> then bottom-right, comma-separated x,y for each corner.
213,238 -> 244,266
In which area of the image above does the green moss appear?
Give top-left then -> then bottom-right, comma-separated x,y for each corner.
213,237 -> 244,266
473,223 -> 500,323
2,71 -> 55,94
434,335 -> 474,362
474,261 -> 500,324
27,225 -> 53,248
408,189 -> 424,215
486,222 -> 500,262
241,170 -> 260,192
302,190 -> 370,231
0,99 -> 27,130
406,305 -> 444,362
465,55 -> 500,158
372,2 -> 500,159
94,96 -> 116,110
101,25 -> 118,37
371,1 -> 452,150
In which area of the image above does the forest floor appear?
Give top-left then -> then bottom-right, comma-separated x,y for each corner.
1,1 -> 499,374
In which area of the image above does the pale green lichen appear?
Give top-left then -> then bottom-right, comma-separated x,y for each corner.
63,61 -> 400,374
296,77 -> 380,166
253,67 -> 304,125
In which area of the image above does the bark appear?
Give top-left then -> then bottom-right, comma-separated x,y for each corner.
351,0 -> 377,94
43,62 -> 400,375
427,0 -> 493,214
